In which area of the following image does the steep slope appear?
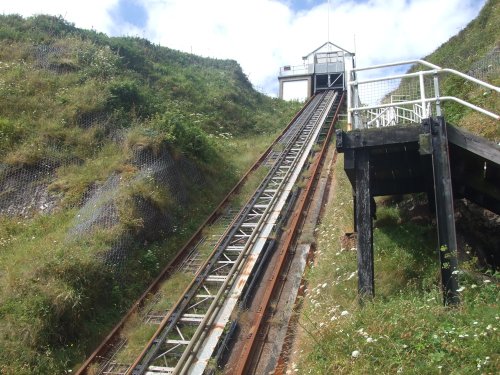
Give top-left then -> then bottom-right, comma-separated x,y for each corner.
423,0 -> 499,139
0,15 -> 301,374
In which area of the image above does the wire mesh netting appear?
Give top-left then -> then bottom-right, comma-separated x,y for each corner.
0,159 -> 59,217
468,47 -> 500,83
355,74 -> 435,128
352,51 -> 500,129
1,39 -> 208,270
34,44 -> 76,75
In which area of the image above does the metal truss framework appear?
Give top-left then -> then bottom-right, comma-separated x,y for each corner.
127,90 -> 338,375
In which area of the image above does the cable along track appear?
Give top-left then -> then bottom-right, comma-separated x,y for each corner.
90,90 -> 336,375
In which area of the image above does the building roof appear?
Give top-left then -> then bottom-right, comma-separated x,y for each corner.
302,41 -> 354,60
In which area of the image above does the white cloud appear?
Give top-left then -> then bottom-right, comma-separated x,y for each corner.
1,0 -> 486,96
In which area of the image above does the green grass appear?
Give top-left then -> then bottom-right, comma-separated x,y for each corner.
294,153 -> 499,374
293,3 -> 500,372
103,160 -> 273,365
0,13 -> 302,374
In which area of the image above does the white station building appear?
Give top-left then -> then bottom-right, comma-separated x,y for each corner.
278,42 -> 355,101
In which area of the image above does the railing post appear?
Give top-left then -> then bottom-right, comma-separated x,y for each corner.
433,72 -> 442,117
419,72 -> 427,118
353,71 -> 361,129
347,68 -> 353,130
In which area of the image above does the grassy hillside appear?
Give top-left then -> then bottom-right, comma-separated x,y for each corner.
294,1 -> 499,373
424,0 -> 499,140
0,14 -> 301,374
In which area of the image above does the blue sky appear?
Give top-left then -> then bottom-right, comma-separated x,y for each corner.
111,0 -> 148,29
280,0 -> 325,11
0,0 -> 487,96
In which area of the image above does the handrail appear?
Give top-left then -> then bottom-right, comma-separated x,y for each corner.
353,68 -> 499,93
353,97 -> 499,120
347,59 -> 500,128
351,59 -> 441,72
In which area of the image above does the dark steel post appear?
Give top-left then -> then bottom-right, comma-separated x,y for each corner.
429,116 -> 460,305
355,149 -> 374,300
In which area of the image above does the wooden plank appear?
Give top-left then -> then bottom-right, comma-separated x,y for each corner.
355,149 -> 374,300
428,117 -> 460,306
447,123 -> 500,165
337,125 -> 422,150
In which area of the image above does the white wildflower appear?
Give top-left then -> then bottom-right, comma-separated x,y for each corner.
351,350 -> 360,358
346,272 -> 356,280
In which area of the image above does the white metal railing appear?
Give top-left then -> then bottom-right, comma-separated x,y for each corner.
279,64 -> 313,77
347,59 -> 500,129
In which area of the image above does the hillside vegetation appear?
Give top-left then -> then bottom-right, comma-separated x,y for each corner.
423,0 -> 499,140
0,15 -> 300,374
294,1 -> 499,373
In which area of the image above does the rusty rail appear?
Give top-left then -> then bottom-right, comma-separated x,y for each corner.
76,96 -> 316,375
232,92 -> 344,374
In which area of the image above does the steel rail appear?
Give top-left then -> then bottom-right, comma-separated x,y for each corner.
232,91 -> 345,375
127,91 -> 337,375
76,95 -> 317,375
180,92 -> 338,375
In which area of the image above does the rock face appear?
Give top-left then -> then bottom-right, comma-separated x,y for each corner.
0,161 -> 60,217
0,144 -> 208,268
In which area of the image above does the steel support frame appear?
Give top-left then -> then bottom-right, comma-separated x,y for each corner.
128,91 -> 338,375
76,92 -> 325,375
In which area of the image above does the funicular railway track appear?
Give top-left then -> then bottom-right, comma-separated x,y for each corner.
77,89 -> 342,375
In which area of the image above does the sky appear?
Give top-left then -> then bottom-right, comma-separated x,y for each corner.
1,0 -> 487,96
